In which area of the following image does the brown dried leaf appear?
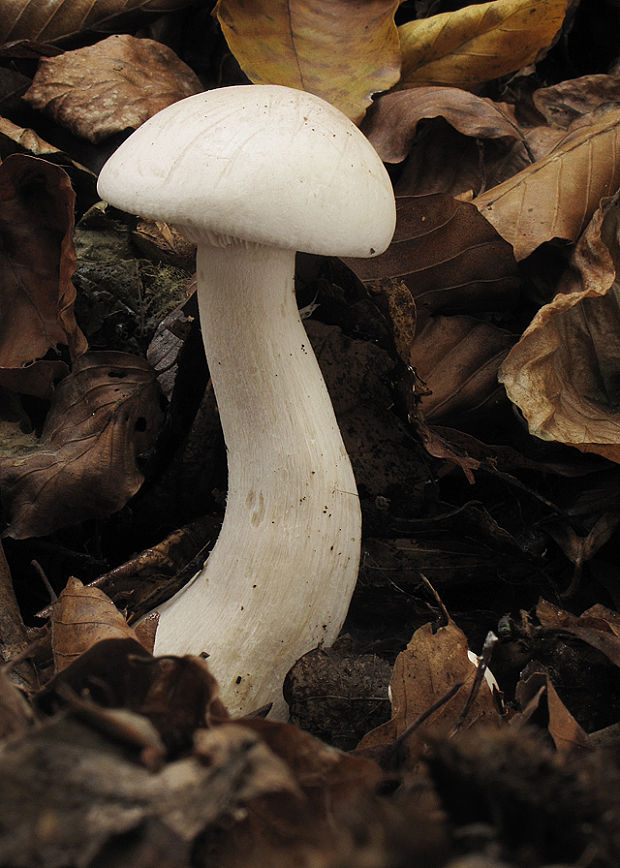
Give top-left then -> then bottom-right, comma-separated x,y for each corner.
215,0 -> 401,123
363,87 -> 527,164
344,194 -> 520,319
24,35 -> 203,143
515,663 -> 592,753
0,0 -> 193,44
0,351 -> 163,539
534,70 -> 620,129
0,154 -> 86,398
209,718 -> 384,866
388,620 -> 501,735
499,192 -> 620,460
0,714 -> 296,868
398,0 -> 566,90
0,667 -> 34,739
52,577 -> 138,673
44,638 -> 228,752
536,598 -> 620,668
410,315 -> 514,422
359,619 -> 502,765
474,108 -> 620,260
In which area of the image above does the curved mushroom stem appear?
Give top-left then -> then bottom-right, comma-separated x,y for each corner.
151,239 -> 361,718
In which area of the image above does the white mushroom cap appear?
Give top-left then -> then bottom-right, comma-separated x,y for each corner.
97,84 -> 395,257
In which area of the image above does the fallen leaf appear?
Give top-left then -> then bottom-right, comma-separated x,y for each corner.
344,194 -> 520,319
0,154 -> 87,398
214,0 -> 401,122
43,637 -> 228,752
358,618 -> 502,767
52,577 -> 139,672
398,0 -> 566,90
533,70 -> 620,129
0,714 -> 296,867
0,0 -> 194,44
0,667 -> 34,739
363,86 -> 527,164
499,192 -> 620,460
0,351 -> 163,539
536,599 -> 620,668
24,35 -> 203,143
515,662 -> 592,753
409,315 -> 514,422
474,107 -> 620,260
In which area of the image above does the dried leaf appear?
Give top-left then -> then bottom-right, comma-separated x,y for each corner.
398,0 -> 566,90
0,154 -> 86,398
0,667 -> 34,739
359,619 -> 502,765
44,637 -> 228,752
536,599 -> 620,668
474,108 -> 620,260
0,714 -> 296,867
24,35 -> 203,143
0,0 -> 194,44
0,351 -> 163,539
534,70 -> 620,129
215,0 -> 401,122
363,87 -> 526,164
52,577 -> 138,673
515,663 -> 592,753
344,194 -> 520,318
410,315 -> 514,422
499,192 -> 620,460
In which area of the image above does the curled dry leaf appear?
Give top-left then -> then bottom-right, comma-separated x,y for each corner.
215,0 -> 401,122
397,0 -> 566,90
0,714 -> 297,868
52,576 -> 139,673
474,107 -> 620,260
410,315 -> 514,422
499,193 -> 620,461
24,34 -> 203,143
0,154 -> 86,398
515,662 -> 592,753
344,194 -> 520,319
533,70 -> 620,129
536,598 -> 620,668
0,351 -> 163,539
0,0 -> 194,44
363,86 -> 526,164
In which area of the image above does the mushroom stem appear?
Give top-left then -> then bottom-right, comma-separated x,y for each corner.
152,239 -> 361,718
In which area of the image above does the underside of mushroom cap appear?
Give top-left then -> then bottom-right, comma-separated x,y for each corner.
97,84 -> 395,258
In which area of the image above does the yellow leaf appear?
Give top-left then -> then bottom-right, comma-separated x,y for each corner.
215,0 -> 401,122
398,0 -> 566,90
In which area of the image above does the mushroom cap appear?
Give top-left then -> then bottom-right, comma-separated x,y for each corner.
97,85 -> 395,258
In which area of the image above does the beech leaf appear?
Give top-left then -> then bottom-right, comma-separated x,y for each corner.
0,154 -> 87,398
499,192 -> 620,461
0,0 -> 194,44
410,315 -> 514,422
344,194 -> 520,318
0,351 -> 163,539
398,0 -> 567,90
214,0 -> 401,122
363,86 -> 526,164
24,35 -> 203,143
52,577 -> 138,673
474,108 -> 620,260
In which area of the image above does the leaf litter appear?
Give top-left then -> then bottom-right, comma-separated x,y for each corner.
1,1 -> 620,866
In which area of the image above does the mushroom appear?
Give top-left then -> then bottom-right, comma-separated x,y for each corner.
97,84 -> 395,718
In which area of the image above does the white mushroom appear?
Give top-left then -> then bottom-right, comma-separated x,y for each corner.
97,85 -> 395,718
